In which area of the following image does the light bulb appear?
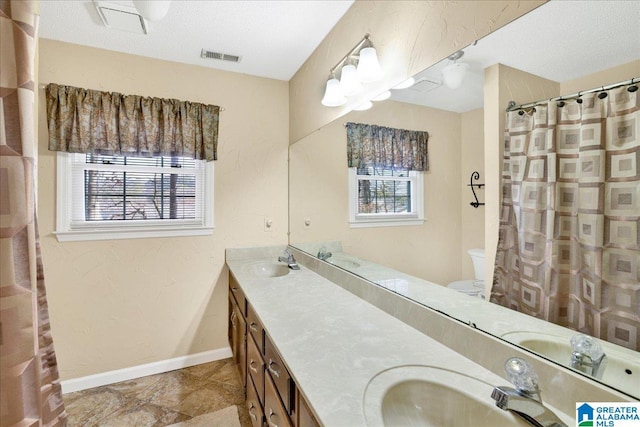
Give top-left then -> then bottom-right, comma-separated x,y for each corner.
357,47 -> 383,83
321,77 -> 346,107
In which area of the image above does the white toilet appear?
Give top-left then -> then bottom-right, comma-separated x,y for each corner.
447,248 -> 485,298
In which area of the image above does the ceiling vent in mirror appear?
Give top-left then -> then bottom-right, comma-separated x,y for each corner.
200,49 -> 242,63
94,1 -> 147,34
409,78 -> 442,93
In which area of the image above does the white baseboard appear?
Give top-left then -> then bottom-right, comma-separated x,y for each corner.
60,347 -> 233,394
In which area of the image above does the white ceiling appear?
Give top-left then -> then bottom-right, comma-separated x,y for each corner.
391,0 -> 640,112
39,0 -> 639,110
39,0 -> 354,81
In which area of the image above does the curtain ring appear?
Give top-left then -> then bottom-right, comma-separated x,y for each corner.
597,86 -> 607,99
576,91 -> 583,104
628,78 -> 638,93
557,98 -> 565,108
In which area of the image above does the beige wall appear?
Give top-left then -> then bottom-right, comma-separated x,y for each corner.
289,0 -> 545,143
460,108 -> 485,279
38,40 -> 289,380
560,60 -> 640,94
290,100 -> 463,286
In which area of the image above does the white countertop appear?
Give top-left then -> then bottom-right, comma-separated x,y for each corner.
226,252 -> 572,426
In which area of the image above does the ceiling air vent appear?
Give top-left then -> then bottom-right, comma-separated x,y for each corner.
201,49 -> 242,63
410,77 -> 443,93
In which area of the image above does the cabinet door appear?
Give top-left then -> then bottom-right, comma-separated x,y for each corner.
265,372 -> 293,427
296,390 -> 320,427
247,334 -> 265,406
265,334 -> 294,414
247,304 -> 265,354
247,376 -> 265,427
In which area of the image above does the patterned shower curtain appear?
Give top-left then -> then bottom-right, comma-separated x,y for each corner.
491,83 -> 640,352
1,1 -> 68,425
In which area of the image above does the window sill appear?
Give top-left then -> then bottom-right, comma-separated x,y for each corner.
349,218 -> 425,229
54,226 -> 214,242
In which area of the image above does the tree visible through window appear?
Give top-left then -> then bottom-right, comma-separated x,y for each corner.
349,166 -> 423,227
356,166 -> 412,214
84,154 -> 197,221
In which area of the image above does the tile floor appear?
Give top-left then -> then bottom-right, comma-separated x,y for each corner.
63,358 -> 252,427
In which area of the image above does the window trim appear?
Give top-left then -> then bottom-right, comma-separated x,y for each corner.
55,152 -> 214,242
348,167 -> 425,228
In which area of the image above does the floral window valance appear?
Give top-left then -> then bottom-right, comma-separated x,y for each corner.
45,83 -> 220,161
345,122 -> 429,171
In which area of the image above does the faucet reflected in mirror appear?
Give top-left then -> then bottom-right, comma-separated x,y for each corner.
289,0 -> 639,398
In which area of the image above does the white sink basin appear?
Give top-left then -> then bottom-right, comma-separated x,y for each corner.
503,331 -> 639,397
241,261 -> 290,278
363,366 -> 530,426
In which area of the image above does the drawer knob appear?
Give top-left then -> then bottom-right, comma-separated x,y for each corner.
268,359 -> 281,378
248,403 -> 258,421
249,322 -> 259,332
249,359 -> 259,374
268,408 -> 280,427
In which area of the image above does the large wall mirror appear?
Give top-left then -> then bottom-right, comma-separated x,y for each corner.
289,1 -> 639,398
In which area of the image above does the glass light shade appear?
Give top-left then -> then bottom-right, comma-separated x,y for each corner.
371,90 -> 391,101
132,1 -> 171,21
321,78 -> 347,107
356,47 -> 383,83
340,64 -> 363,96
442,62 -> 469,89
353,101 -> 373,111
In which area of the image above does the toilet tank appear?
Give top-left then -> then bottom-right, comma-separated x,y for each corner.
467,248 -> 485,281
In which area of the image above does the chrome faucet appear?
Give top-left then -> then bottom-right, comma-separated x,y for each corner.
491,357 -> 567,427
278,249 -> 300,270
317,246 -> 332,261
570,334 -> 607,379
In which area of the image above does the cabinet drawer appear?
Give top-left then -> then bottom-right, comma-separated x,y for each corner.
247,376 -> 265,427
265,334 -> 294,414
265,372 -> 293,427
247,304 -> 265,354
247,333 -> 265,406
229,274 -> 246,317
296,390 -> 320,427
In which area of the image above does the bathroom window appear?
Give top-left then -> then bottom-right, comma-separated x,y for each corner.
55,152 -> 214,241
348,166 -> 424,227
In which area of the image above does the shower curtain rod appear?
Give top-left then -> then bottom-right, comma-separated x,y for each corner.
37,83 -> 226,111
506,77 -> 638,112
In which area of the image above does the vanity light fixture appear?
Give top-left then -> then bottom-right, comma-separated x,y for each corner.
442,50 -> 469,90
321,34 -> 383,107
